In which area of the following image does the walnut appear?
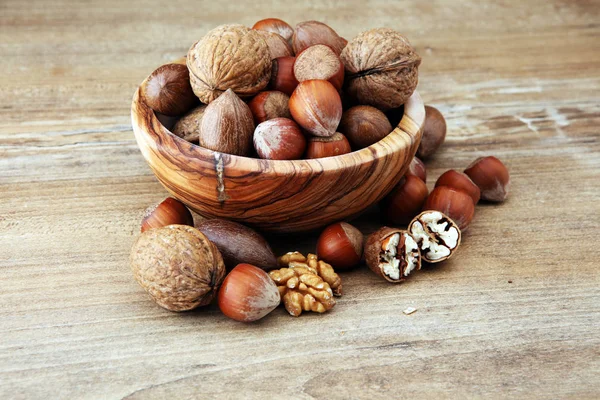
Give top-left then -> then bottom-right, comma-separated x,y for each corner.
172,104 -> 207,143
187,24 -> 272,103
130,225 -> 226,312
340,28 -> 421,110
270,252 -> 342,317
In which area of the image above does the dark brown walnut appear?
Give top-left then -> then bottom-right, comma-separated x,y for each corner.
408,211 -> 461,263
187,24 -> 272,103
292,21 -> 347,55
141,63 -> 197,116
196,219 -> 277,271
130,225 -> 226,311
199,89 -> 254,156
341,28 -> 421,110
172,104 -> 207,143
255,30 -> 294,59
339,105 -> 393,149
365,227 -> 421,283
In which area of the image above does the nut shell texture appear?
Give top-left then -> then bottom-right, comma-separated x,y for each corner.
187,24 -> 272,103
130,225 -> 226,311
341,28 -> 421,110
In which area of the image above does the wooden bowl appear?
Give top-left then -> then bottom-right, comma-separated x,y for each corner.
131,87 -> 424,232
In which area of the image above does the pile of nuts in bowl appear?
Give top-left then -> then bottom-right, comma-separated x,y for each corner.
131,18 -> 511,321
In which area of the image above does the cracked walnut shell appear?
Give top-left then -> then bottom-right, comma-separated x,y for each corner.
130,225 -> 226,312
341,28 -> 421,110
269,252 -> 342,316
187,24 -> 272,103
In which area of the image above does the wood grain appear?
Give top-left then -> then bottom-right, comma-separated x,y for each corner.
1,0 -> 599,399
132,86 -> 423,232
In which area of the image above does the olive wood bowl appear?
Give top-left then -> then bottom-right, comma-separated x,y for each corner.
131,86 -> 424,232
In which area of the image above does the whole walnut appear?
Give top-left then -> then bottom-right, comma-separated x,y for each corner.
130,225 -> 226,312
187,24 -> 272,103
341,28 -> 421,110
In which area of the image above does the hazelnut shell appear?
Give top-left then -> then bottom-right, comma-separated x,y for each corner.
418,106 -> 447,159
316,222 -> 363,270
141,63 -> 197,116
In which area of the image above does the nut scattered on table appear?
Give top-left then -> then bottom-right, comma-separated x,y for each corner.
365,227 -> 421,283
141,197 -> 194,232
408,211 -> 461,263
418,105 -> 447,159
464,156 -> 510,202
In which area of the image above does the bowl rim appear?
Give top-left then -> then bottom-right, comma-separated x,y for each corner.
131,84 -> 425,174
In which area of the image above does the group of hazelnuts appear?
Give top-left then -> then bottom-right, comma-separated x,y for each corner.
131,18 -> 511,322
141,19 -> 421,160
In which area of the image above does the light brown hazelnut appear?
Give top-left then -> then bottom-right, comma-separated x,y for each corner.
382,175 -> 429,226
292,21 -> 347,55
141,197 -> 194,233
187,24 -> 271,103
289,80 -> 342,137
341,28 -> 421,110
253,118 -> 306,160
247,91 -> 291,125
406,157 -> 427,182
305,133 -> 351,158
199,89 -> 254,156
130,225 -> 226,311
435,170 -> 480,205
464,156 -> 510,202
269,56 -> 299,96
423,186 -> 475,230
293,44 -> 344,91
316,222 -> 363,270
252,18 -> 294,44
255,30 -> 294,59
417,105 -> 447,159
339,105 -> 392,149
141,63 -> 197,116
172,104 -> 207,143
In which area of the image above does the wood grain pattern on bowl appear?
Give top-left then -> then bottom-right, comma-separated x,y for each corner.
131,86 -> 424,232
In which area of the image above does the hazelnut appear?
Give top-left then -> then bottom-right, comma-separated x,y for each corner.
130,225 -> 226,311
423,186 -> 475,230
187,24 -> 271,103
382,175 -> 429,226
341,28 -> 421,110
292,20 -> 347,55
293,44 -> 344,91
435,170 -> 480,205
365,227 -> 421,283
305,133 -> 351,159
409,211 -> 461,263
172,104 -> 207,143
316,222 -> 363,270
141,197 -> 194,233
247,91 -> 291,125
253,118 -> 306,160
252,18 -> 294,44
417,106 -> 447,159
255,30 -> 294,59
269,56 -> 299,96
141,63 -> 197,116
339,105 -> 392,149
464,156 -> 510,202
196,218 -> 278,271
218,263 -> 281,322
289,80 -> 342,137
406,156 -> 427,182
199,89 -> 254,156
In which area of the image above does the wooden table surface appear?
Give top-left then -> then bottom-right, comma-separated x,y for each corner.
1,1 -> 599,398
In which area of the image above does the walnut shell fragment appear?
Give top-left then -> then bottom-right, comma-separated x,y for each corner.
365,227 -> 421,283
187,24 -> 272,103
269,252 -> 342,316
341,28 -> 421,110
130,225 -> 226,311
408,211 -> 461,263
